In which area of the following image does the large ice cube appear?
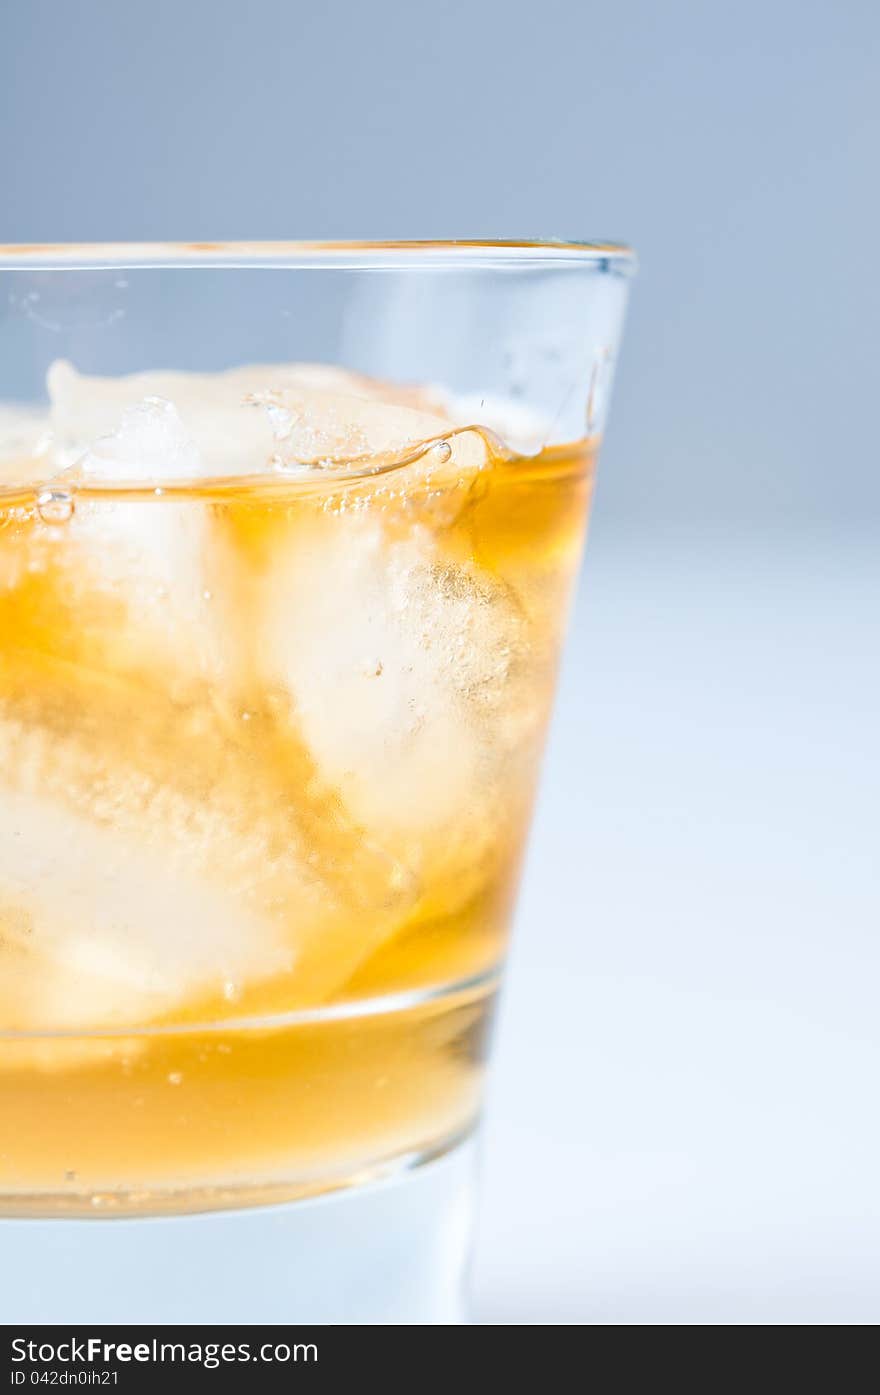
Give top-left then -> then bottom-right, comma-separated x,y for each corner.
80,396 -> 200,480
0,361 -> 544,1033
0,665 -> 412,1032
251,500 -> 541,912
0,732 -> 289,1030
0,706 -> 289,1031
47,360 -> 466,479
441,392 -> 551,456
1,365 -> 469,1032
41,363 -> 488,688
49,360 -> 270,477
247,384 -> 483,474
17,384 -> 227,687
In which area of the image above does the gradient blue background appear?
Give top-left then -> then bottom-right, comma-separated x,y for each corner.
2,0 -> 877,1323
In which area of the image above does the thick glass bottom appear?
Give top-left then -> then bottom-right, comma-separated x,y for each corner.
0,1138 -> 477,1324
0,971 -> 496,1214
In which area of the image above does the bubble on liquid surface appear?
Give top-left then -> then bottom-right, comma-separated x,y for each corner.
36,488 -> 74,524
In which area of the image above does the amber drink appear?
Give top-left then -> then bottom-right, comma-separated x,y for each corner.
0,242 -> 633,1323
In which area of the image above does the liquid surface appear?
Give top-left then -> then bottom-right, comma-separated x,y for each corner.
0,363 -> 594,1213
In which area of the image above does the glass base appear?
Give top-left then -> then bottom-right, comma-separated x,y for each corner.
0,1140 -> 476,1325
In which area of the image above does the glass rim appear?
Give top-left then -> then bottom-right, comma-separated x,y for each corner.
0,238 -> 637,273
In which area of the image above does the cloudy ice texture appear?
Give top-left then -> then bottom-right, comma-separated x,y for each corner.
80,395 -> 201,480
47,360 -> 475,481
0,360 -> 552,488
0,725 -> 293,1031
0,361 -> 544,1033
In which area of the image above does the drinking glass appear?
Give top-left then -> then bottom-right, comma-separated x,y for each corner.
0,241 -> 633,1324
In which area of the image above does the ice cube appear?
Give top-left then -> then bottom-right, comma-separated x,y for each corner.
40,363 -> 488,692
251,385 -> 482,474
0,713 -> 291,1031
49,360 -> 273,479
48,361 -> 459,481
0,672 -> 412,1032
0,772 -> 287,1030
0,362 -> 528,1033
47,360 -> 482,480
191,374 -> 538,924
12,384 -> 226,687
80,397 -> 200,481
442,392 -> 552,456
252,503 -> 539,909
